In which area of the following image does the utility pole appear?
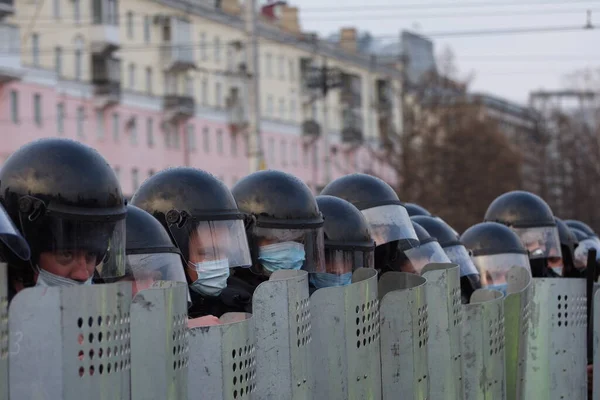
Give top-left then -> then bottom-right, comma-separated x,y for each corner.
245,0 -> 263,172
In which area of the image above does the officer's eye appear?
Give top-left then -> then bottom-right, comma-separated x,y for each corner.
55,251 -> 74,264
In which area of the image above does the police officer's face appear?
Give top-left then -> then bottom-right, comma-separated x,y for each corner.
120,271 -> 162,297
38,250 -> 98,281
187,226 -> 230,281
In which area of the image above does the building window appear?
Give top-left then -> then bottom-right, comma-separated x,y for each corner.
10,90 -> 18,124
172,128 -> 180,149
128,117 -> 137,145
54,47 -> 62,76
265,53 -> 272,77
278,98 -> 285,119
56,103 -> 64,134
288,58 -> 295,81
128,63 -> 135,90
200,33 -> 207,60
303,145 -> 309,167
214,37 -> 221,63
126,12 -> 134,39
143,16 -> 151,43
185,76 -> 194,96
186,124 -> 196,151
203,127 -> 210,153
76,106 -> 85,138
291,142 -> 298,165
201,79 -> 208,105
112,112 -> 120,141
231,135 -> 238,157
268,138 -> 275,164
266,95 -> 273,116
163,123 -> 172,148
32,34 -> 40,67
107,0 -> 117,24
145,67 -> 152,94
32,94 -> 42,127
53,0 -> 60,19
146,117 -> 154,147
131,168 -> 139,192
74,36 -> 83,81
289,98 -> 296,120
73,0 -> 80,23
278,55 -> 284,80
216,129 -> 223,154
96,109 -> 104,139
215,82 -> 222,108
280,140 -> 287,166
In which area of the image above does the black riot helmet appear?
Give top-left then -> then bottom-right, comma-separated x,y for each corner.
0,203 -> 30,263
461,222 -> 531,290
412,215 -> 481,303
0,138 -> 127,285
565,220 -> 596,238
232,170 -> 325,275
124,205 -> 189,297
405,203 -> 432,217
131,168 -> 252,269
395,221 -> 450,274
554,217 -> 579,277
484,191 -> 562,278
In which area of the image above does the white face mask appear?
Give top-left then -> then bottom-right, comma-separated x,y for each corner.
36,267 -> 94,287
189,259 -> 230,297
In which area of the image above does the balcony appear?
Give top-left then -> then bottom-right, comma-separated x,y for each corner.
92,55 -> 121,108
0,0 -> 14,16
0,23 -> 23,82
163,95 -> 195,122
226,89 -> 247,134
90,25 -> 120,54
159,17 -> 195,72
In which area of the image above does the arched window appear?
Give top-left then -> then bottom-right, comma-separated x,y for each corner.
73,36 -> 84,81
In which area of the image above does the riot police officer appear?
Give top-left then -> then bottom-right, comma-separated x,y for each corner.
121,205 -> 189,297
394,221 -> 451,274
461,222 -> 531,294
320,173 -> 418,275
131,167 -> 252,318
0,138 -> 127,296
310,195 -> 375,291
412,215 -> 482,302
555,217 -> 581,278
484,191 -> 563,278
231,170 -> 325,291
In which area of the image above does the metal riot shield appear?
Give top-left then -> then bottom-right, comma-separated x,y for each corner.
9,282 -> 132,399
462,289 -> 506,400
309,268 -> 381,400
421,263 -> 464,400
252,269 -> 312,400
503,267 -> 532,400
523,278 -> 587,399
0,263 -> 7,400
187,312 -> 256,400
378,271 -> 428,400
130,281 -> 189,400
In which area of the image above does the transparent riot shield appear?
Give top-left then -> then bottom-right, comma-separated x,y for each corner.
421,263 -> 463,400
8,282 -> 132,399
187,312 -> 256,400
309,268 -> 381,400
503,267 -> 532,400
130,281 -> 189,400
252,269 -> 312,400
378,271 -> 428,400
523,278 -> 587,399
462,289 -> 506,400
0,263 -> 7,400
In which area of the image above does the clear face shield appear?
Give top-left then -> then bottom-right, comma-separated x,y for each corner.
403,240 -> 451,274
309,248 -> 374,290
252,226 -> 325,275
444,244 -> 479,277
361,204 -> 418,247
184,220 -> 252,268
31,215 -> 126,283
512,226 -> 563,274
124,252 -> 190,301
472,253 -> 531,293
0,205 -> 30,261
574,237 -> 600,269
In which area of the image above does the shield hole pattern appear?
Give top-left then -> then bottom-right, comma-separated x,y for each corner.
416,304 -> 429,390
0,295 -> 7,359
231,344 -> 257,398
171,314 -> 189,371
355,298 -> 380,350
451,287 -> 463,379
295,298 -> 311,348
76,313 -> 131,377
487,316 -> 505,389
556,295 -> 586,328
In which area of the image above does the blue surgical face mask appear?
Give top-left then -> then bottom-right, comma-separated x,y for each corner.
258,241 -> 306,273
189,259 -> 230,297
486,283 -> 508,296
551,267 -> 563,276
36,267 -> 94,287
310,272 -> 353,289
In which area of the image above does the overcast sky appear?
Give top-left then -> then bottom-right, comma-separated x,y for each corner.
291,0 -> 599,104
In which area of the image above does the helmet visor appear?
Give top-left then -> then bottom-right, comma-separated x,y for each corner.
32,216 -> 126,281
444,244 -> 479,277
184,220 -> 252,268
252,226 -> 325,273
361,204 -> 418,247
324,248 -> 374,273
472,253 -> 531,287
0,205 -> 30,261
574,237 -> 600,269
125,252 -> 190,301
512,226 -> 562,261
404,241 -> 451,274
